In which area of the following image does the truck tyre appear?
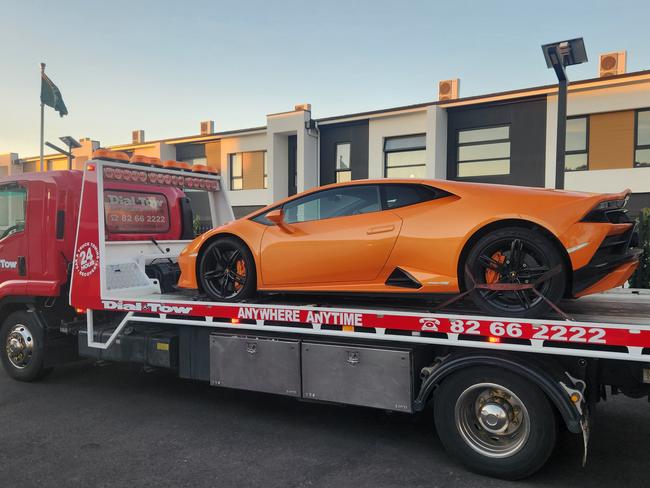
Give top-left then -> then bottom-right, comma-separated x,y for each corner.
1,310 -> 50,382
433,366 -> 557,480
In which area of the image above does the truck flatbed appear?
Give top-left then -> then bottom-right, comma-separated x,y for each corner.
136,288 -> 650,326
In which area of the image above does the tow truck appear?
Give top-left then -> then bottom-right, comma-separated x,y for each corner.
1,150 -> 649,480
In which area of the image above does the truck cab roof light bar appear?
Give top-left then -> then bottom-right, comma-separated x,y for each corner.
129,154 -> 163,167
92,149 -> 130,162
162,160 -> 192,171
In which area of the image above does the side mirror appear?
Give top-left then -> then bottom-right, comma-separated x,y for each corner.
266,209 -> 284,225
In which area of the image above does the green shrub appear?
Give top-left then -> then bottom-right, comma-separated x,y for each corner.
629,208 -> 650,289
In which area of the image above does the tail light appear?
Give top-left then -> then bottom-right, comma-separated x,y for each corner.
582,195 -> 631,223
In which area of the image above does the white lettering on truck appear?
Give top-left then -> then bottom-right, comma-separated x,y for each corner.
101,300 -> 193,315
0,259 -> 18,269
237,306 -> 362,327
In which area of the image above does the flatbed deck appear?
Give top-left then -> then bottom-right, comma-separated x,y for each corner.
134,289 -> 650,326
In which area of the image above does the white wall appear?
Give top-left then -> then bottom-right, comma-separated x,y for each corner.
267,109 -> 317,198
220,133 -> 272,207
0,153 -> 22,176
368,111 -> 428,179
426,106 -> 448,179
546,79 -> 650,193
565,166 -> 650,193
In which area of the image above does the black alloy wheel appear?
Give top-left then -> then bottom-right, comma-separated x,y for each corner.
465,227 -> 565,318
198,237 -> 256,302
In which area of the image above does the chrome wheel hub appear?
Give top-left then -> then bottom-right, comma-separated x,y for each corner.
5,324 -> 34,369
455,383 -> 530,458
478,397 -> 513,434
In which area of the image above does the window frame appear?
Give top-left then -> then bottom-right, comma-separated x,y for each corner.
335,142 -> 352,183
379,183 -> 448,210
565,115 -> 590,172
383,133 -> 427,178
0,184 -> 27,241
250,182 -> 450,226
281,184 -> 382,224
634,108 -> 650,168
229,151 -> 267,191
455,124 -> 511,178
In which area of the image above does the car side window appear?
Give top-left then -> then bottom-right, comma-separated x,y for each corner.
0,185 -> 27,241
381,184 -> 443,210
283,185 -> 381,224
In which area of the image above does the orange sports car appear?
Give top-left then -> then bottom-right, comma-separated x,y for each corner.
177,179 -> 641,318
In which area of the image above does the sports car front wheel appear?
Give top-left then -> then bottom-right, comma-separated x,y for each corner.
198,237 -> 257,302
464,227 -> 566,318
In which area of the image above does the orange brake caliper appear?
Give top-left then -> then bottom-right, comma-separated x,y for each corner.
234,260 -> 246,291
484,251 -> 505,284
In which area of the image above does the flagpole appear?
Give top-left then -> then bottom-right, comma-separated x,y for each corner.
39,62 -> 45,172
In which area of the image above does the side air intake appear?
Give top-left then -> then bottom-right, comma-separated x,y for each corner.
385,268 -> 422,289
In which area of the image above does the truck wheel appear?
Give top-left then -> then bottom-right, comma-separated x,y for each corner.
433,366 -> 557,480
1,311 -> 49,382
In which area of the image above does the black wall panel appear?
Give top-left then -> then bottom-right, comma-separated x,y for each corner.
447,97 -> 547,187
319,120 -> 369,185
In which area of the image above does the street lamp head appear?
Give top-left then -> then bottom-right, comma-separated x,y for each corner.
542,38 -> 588,69
59,136 -> 81,149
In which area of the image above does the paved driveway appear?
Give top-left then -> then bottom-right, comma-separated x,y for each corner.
1,361 -> 648,487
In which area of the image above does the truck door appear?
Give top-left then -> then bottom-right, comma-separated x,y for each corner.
0,184 -> 28,283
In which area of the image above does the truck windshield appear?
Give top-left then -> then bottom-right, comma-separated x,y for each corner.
0,186 -> 26,240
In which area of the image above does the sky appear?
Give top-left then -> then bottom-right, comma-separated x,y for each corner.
1,0 -> 650,157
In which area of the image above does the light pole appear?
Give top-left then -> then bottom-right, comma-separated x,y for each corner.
45,136 -> 81,170
59,136 -> 81,169
541,38 -> 588,189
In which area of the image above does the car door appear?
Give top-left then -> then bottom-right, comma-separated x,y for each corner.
0,184 -> 28,286
260,185 -> 402,286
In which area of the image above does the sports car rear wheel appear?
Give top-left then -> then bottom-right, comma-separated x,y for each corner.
464,227 -> 565,318
198,237 -> 256,302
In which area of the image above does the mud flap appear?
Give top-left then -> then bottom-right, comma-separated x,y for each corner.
581,408 -> 591,467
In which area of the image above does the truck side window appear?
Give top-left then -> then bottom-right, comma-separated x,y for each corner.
0,186 -> 27,240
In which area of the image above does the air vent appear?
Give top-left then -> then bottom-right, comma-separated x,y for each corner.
599,51 -> 626,77
438,79 -> 460,101
132,130 -> 145,144
294,103 -> 312,112
200,120 -> 214,135
385,268 -> 422,289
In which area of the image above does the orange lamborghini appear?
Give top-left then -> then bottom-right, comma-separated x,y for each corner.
177,179 -> 641,318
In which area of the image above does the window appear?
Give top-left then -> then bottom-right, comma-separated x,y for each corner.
0,186 -> 26,239
384,134 -> 426,178
229,151 -> 267,190
565,116 -> 589,171
381,184 -> 443,209
635,109 -> 650,168
180,157 -> 207,166
104,190 -> 170,234
283,185 -> 380,224
456,126 -> 510,177
176,143 -> 207,166
335,143 -> 351,182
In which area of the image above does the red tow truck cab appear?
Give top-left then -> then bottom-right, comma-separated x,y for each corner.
0,171 -> 82,302
0,170 -> 190,306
